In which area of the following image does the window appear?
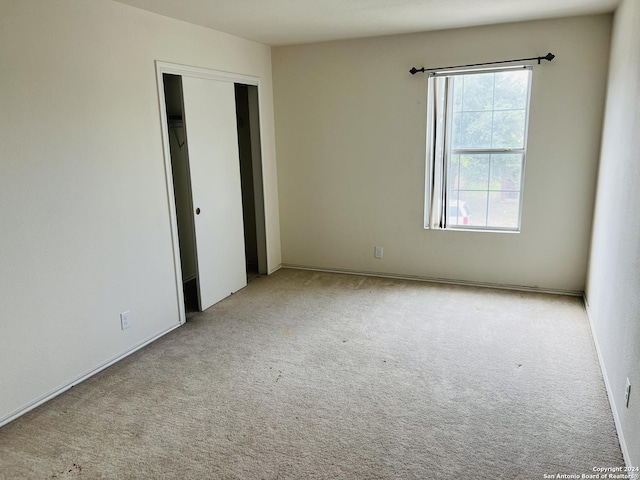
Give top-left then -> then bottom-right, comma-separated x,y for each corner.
425,66 -> 532,231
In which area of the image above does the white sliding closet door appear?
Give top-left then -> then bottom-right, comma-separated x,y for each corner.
181,76 -> 247,311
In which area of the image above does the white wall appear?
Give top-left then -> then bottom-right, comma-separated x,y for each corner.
0,0 -> 281,425
585,0 -> 640,467
273,15 -> 611,292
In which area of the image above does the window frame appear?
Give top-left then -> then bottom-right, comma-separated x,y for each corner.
424,65 -> 533,233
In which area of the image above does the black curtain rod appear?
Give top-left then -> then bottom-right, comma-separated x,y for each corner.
409,52 -> 555,75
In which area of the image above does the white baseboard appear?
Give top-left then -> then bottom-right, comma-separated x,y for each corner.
281,264 -> 583,296
583,295 -> 634,469
0,322 -> 182,428
268,263 -> 283,275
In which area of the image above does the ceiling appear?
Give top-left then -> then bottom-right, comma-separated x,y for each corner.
114,0 -> 619,46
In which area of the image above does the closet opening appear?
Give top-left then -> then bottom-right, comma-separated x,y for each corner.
163,74 -> 199,312
161,71 -> 268,315
235,83 -> 268,281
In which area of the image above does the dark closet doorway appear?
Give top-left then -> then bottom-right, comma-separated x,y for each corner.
235,83 -> 268,281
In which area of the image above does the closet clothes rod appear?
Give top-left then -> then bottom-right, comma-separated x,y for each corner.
409,52 -> 555,75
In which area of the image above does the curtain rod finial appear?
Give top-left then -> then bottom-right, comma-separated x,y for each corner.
545,52 -> 555,62
410,67 -> 420,75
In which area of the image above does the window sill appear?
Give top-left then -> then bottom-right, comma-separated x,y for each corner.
424,226 -> 521,234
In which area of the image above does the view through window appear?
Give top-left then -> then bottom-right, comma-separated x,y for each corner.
425,66 -> 532,231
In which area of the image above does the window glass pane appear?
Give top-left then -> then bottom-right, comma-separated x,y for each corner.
456,191 -> 488,227
489,154 -> 522,192
458,154 -> 490,190
452,154 -> 489,227
448,154 -> 461,194
493,70 -> 529,110
451,76 -> 463,113
487,192 -> 520,228
450,113 -> 462,149
491,110 -> 526,148
458,111 -> 492,149
448,202 -> 469,226
461,73 -> 494,111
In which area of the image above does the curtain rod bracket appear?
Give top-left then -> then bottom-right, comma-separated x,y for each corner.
410,52 -> 555,75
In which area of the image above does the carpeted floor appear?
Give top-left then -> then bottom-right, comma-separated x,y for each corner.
0,269 -> 624,479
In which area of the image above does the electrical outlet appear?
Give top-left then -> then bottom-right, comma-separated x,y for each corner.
120,311 -> 131,330
625,378 -> 631,408
374,246 -> 383,259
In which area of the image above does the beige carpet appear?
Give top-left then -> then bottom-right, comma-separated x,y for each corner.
0,269 -> 624,479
